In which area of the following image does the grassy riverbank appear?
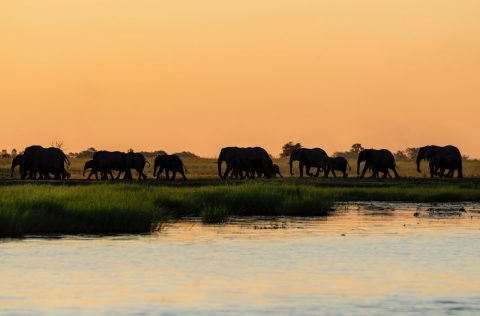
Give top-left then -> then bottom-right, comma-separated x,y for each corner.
1,181 -> 480,236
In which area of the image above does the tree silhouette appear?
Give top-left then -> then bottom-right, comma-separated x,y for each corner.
280,142 -> 302,158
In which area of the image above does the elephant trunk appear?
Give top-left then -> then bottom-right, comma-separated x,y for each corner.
82,165 -> 88,177
11,164 -> 16,178
153,159 -> 158,176
416,155 -> 422,173
289,156 -> 294,176
218,158 -> 224,179
356,157 -> 361,175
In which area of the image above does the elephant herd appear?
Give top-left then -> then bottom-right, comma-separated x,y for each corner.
9,144 -> 464,181
83,151 -> 187,181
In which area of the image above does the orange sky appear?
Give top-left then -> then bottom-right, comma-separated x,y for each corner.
2,1 -> 480,157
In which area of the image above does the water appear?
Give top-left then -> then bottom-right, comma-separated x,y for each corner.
1,203 -> 480,315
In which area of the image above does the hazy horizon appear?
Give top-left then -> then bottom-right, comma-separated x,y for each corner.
2,1 -> 480,158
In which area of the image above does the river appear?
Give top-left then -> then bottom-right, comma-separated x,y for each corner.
1,203 -> 480,315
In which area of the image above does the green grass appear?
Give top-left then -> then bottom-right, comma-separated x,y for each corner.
0,183 -> 334,236
1,181 -> 480,236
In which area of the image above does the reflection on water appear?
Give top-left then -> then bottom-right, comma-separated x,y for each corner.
1,203 -> 480,315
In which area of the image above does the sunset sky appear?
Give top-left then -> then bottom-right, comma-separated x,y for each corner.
2,1 -> 480,157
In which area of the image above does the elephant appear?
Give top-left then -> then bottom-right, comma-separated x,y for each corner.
217,147 -> 275,180
416,145 -> 462,178
11,154 -> 25,178
243,157 -> 278,179
85,151 -> 126,180
123,152 -> 149,180
153,154 -> 187,180
272,164 -> 283,178
83,159 -> 112,180
326,156 -> 350,178
429,155 -> 449,178
357,149 -> 399,178
289,148 -> 329,178
20,146 -> 70,180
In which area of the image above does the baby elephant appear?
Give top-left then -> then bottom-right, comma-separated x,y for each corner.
272,164 -> 283,178
326,156 -> 350,178
83,159 -> 113,180
153,154 -> 187,180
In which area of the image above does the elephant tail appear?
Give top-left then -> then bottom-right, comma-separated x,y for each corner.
184,166 -> 188,174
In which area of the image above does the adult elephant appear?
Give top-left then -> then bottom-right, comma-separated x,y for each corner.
20,146 -> 70,180
416,145 -> 462,178
357,149 -> 399,178
124,152 -> 149,180
289,148 -> 329,178
218,147 -> 275,180
217,147 -> 240,179
153,154 -> 187,180
86,151 -> 126,180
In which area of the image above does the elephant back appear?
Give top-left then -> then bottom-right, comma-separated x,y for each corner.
93,151 -> 126,171
303,148 -> 329,165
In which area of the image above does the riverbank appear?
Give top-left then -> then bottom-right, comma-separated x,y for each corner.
1,181 -> 480,236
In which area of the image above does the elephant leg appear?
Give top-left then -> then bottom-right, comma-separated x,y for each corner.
391,168 -> 399,178
360,164 -> 369,178
299,163 -> 304,177
314,167 -> 321,177
332,170 -> 337,178
223,163 -> 233,180
429,165 -> 435,178
342,169 -> 348,178
180,170 -> 187,180
171,171 -> 177,181
306,166 -> 313,177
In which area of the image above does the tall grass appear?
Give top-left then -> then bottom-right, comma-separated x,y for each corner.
1,182 -> 479,236
0,183 -> 333,236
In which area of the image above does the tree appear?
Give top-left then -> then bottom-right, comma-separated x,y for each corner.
280,142 -> 302,158
394,150 -> 408,160
11,148 -> 17,157
51,141 -> 64,149
173,151 -> 199,158
350,143 -> 364,155
77,147 -> 97,158
405,147 -> 420,160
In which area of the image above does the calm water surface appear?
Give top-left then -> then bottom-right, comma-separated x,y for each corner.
1,203 -> 480,315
